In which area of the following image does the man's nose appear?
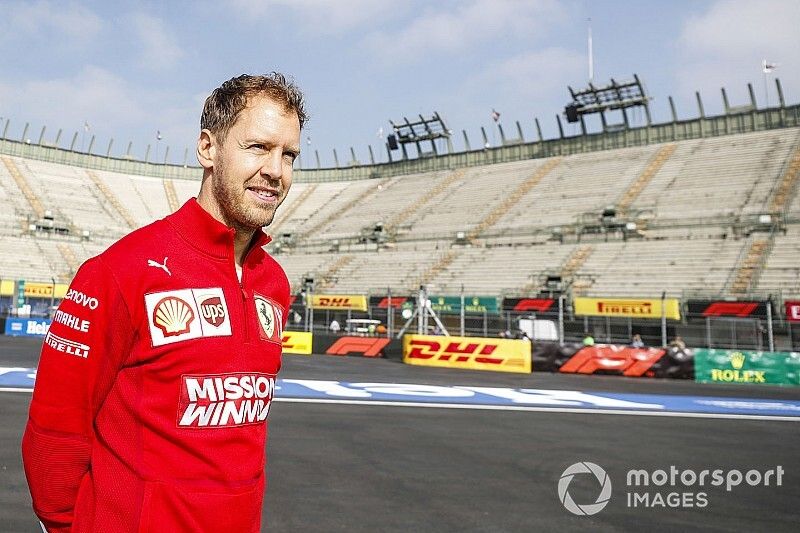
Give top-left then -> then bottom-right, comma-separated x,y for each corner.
260,152 -> 283,181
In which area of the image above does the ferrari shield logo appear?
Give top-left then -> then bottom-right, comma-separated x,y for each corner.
254,294 -> 282,343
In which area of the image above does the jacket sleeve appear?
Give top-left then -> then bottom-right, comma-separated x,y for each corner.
21,256 -> 134,533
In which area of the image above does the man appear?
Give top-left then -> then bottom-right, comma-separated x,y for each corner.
21,73 -> 305,533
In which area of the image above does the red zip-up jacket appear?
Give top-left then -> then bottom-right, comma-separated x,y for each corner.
22,199 -> 290,532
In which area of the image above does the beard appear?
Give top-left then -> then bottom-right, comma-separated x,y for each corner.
212,154 -> 285,230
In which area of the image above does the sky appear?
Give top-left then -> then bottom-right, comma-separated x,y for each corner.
0,0 -> 798,168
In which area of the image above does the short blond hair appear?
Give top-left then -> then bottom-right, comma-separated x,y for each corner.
201,72 -> 307,142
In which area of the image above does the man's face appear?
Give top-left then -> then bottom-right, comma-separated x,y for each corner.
208,96 -> 301,230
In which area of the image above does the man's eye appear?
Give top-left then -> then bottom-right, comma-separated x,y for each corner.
249,144 -> 266,151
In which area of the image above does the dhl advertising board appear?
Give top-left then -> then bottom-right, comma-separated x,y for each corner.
574,297 -> 681,320
403,334 -> 531,374
309,294 -> 368,311
282,331 -> 313,355
694,349 -> 800,386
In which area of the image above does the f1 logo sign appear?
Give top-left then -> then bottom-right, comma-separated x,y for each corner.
702,302 -> 758,317
326,337 -> 390,357
559,345 -> 666,376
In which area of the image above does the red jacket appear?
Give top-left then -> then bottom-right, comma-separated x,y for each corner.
22,199 -> 290,532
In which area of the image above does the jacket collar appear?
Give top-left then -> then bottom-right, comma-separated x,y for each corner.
167,198 -> 272,260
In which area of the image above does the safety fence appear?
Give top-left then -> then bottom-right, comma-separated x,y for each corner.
5,317 -> 797,386
4,283 -> 800,352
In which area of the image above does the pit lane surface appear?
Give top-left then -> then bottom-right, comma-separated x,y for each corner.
1,336 -> 798,532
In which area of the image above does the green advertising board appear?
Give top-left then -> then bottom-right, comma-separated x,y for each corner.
16,280 -> 25,307
694,348 -> 800,386
429,296 -> 499,314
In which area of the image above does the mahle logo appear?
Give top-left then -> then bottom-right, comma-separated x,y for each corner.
558,462 -> 612,516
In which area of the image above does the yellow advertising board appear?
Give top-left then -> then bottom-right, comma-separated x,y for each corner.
282,331 -> 313,355
574,297 -> 681,320
403,334 -> 531,374
310,294 -> 368,312
24,282 -> 69,299
0,280 -> 13,297
0,280 -> 68,298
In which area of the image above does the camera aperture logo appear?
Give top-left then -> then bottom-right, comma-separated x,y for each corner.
558,462 -> 612,516
558,462 -> 785,514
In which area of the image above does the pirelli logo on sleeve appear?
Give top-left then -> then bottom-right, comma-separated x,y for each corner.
145,288 -> 232,347
44,331 -> 91,358
177,373 -> 275,428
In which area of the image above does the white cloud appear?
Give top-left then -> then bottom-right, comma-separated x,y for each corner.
126,13 -> 185,70
225,0 -> 408,35
676,0 -> 800,108
0,66 -> 199,157
0,0 -> 102,44
460,48 -> 584,110
364,0 -> 567,60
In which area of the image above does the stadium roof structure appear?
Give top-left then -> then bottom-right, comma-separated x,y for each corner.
0,79 -> 797,182
387,112 -> 452,161
564,74 -> 651,135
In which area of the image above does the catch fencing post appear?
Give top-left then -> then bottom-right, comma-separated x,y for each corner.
767,299 -> 775,352
661,291 -> 667,346
460,284 -> 465,337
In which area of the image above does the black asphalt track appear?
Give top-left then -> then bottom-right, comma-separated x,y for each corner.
1,336 -> 798,532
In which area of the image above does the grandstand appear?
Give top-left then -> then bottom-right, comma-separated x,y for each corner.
2,85 -> 800,336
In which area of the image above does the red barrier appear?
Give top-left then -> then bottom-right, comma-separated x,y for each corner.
559,345 -> 666,377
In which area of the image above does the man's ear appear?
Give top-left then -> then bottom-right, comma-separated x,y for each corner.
197,129 -> 216,169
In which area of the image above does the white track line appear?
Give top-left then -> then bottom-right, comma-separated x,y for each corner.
273,398 -> 800,422
4,387 -> 797,421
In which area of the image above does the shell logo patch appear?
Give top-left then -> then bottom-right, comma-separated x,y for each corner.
153,296 -> 195,337
145,288 -> 232,347
254,294 -> 283,345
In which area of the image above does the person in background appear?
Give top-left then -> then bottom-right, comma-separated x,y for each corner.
329,318 -> 341,334
582,332 -> 595,346
631,333 -> 645,348
669,335 -> 687,350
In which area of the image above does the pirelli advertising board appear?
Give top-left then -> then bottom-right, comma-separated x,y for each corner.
402,334 -> 531,374
281,331 -> 313,355
0,280 -> 69,298
309,294 -> 368,311
574,297 -> 681,320
694,348 -> 800,386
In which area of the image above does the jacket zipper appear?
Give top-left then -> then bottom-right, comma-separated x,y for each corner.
237,243 -> 262,343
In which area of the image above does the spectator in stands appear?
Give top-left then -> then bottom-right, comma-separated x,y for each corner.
376,323 -> 387,335
669,335 -> 687,350
582,332 -> 595,346
329,318 -> 341,334
631,333 -> 645,348
22,72 -> 306,533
